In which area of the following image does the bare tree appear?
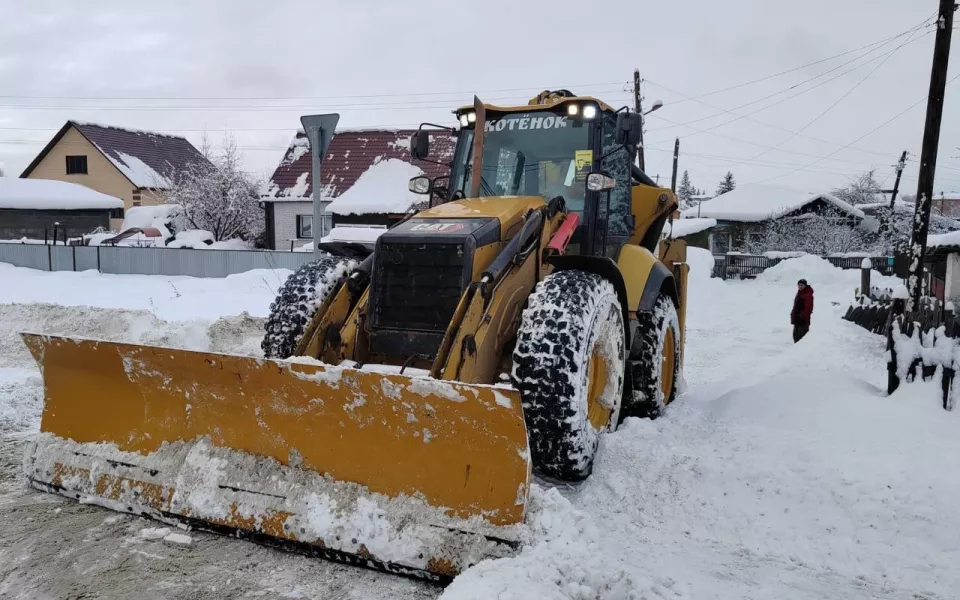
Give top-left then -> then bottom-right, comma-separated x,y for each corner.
162,136 -> 264,242
832,170 -> 884,205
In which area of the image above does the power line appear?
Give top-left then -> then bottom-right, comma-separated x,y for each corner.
750,72 -> 960,185
646,26 -> 934,136
0,81 -> 626,102
720,25 -> 927,170
660,14 -> 938,107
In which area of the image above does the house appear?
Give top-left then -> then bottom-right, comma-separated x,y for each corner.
664,217 -> 716,249
260,128 -> 456,250
933,193 -> 960,218
0,177 -> 123,241
681,183 -> 865,253
19,121 -> 210,228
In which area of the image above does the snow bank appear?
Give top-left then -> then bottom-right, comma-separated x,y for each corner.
681,184 -> 864,222
326,159 -> 425,216
762,250 -> 807,259
757,253 -> 898,290
122,204 -> 182,231
0,178 -> 122,210
666,217 -> 715,239
320,226 -> 387,244
166,230 -> 214,249
0,263 -> 289,321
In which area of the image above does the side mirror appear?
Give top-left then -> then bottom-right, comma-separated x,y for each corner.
615,112 -> 642,146
410,132 -> 430,160
409,176 -> 432,195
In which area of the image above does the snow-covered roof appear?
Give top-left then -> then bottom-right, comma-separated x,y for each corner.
681,184 -> 865,222
326,159 -> 426,216
666,217 -> 716,239
320,226 -> 388,244
927,231 -> 960,250
20,121 -> 210,189
0,178 -> 123,210
261,129 -> 455,201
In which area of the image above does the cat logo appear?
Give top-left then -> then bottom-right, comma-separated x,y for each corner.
410,222 -> 465,233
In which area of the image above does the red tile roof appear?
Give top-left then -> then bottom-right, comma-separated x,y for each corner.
262,129 -> 456,201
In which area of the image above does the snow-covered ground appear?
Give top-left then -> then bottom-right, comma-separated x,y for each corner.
1,252 -> 958,599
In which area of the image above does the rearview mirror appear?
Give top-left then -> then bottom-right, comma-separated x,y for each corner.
410,132 -> 430,159
615,113 -> 642,146
409,176 -> 432,195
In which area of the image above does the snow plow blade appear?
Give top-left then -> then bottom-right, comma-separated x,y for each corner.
20,333 -> 531,582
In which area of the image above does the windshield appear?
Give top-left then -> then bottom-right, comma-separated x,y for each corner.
452,111 -> 593,212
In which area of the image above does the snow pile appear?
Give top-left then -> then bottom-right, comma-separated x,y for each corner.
319,226 -> 387,244
0,178 -> 123,210
326,159 -> 425,216
105,204 -> 187,245
121,204 -> 182,231
681,184 -> 864,222
0,263 -> 289,321
166,230 -> 214,248
665,217 -> 715,239
762,250 -> 807,259
757,253 -> 897,291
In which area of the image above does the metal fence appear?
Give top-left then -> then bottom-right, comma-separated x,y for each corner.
0,243 -> 316,278
712,254 -> 896,280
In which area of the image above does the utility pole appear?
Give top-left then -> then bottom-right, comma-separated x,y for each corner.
634,69 -> 645,171
889,150 -> 908,210
671,138 -> 680,192
906,0 -> 955,312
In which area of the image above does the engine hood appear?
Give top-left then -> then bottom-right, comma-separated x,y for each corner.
414,196 -> 546,239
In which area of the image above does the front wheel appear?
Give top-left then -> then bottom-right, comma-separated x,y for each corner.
511,270 -> 626,482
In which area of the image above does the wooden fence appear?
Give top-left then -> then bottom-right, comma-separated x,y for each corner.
844,289 -> 958,410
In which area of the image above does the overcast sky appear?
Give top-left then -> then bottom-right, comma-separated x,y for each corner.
1,0 -> 958,195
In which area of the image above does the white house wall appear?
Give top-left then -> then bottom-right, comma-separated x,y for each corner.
271,201 -> 331,251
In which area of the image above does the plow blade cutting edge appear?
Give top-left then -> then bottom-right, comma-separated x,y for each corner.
20,333 -> 532,582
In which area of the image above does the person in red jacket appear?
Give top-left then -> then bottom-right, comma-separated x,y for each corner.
791,279 -> 814,342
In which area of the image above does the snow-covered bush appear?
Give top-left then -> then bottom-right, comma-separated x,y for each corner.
161,136 -> 264,243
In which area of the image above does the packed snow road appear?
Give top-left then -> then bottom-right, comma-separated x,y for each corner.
0,255 -> 957,599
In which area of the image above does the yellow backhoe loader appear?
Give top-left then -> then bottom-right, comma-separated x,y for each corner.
21,90 -> 689,583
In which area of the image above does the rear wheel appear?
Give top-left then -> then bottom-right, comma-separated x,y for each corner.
511,270 -> 626,482
622,293 -> 681,420
262,257 -> 358,359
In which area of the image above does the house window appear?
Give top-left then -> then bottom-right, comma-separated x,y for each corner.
109,207 -> 124,220
297,215 -> 313,239
66,156 -> 88,175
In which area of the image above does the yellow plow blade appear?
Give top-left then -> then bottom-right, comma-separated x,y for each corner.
20,333 -> 531,581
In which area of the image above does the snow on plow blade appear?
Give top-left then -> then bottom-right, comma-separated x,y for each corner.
20,333 -> 531,582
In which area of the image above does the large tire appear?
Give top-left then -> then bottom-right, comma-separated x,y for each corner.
511,270 -> 626,482
261,257 -> 358,359
622,293 -> 681,420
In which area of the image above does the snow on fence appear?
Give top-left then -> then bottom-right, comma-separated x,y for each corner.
711,253 -> 895,280
845,285 -> 960,410
0,242 -> 315,278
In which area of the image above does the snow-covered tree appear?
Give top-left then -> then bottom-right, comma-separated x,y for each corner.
162,136 -> 264,242
833,170 -> 884,206
676,170 -> 696,209
716,171 -> 736,196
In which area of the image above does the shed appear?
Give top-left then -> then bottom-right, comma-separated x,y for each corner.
0,178 -> 123,241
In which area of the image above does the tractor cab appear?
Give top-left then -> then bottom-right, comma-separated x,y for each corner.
409,90 -> 649,258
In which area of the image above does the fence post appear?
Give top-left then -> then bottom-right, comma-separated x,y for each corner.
860,258 -> 871,298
